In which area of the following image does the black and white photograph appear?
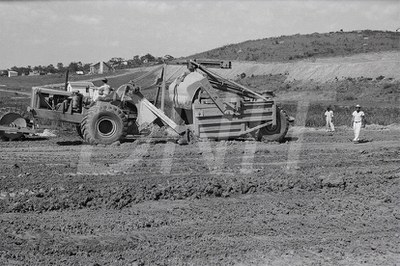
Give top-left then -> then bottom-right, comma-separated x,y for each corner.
0,0 -> 399,265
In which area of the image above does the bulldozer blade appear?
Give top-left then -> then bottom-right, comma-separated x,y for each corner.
0,112 -> 27,140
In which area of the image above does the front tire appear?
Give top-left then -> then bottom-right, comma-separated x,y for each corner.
81,102 -> 128,145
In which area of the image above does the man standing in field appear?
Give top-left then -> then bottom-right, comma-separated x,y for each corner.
352,104 -> 366,142
324,106 -> 335,132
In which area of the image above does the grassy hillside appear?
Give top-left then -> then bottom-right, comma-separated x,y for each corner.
190,30 -> 400,62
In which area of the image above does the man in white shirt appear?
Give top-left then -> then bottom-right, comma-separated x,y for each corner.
98,78 -> 112,96
93,78 -> 113,101
324,106 -> 334,132
352,104 -> 365,142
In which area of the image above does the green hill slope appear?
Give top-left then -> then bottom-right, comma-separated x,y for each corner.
190,30 -> 399,62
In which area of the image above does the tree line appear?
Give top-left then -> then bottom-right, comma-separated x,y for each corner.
5,53 -> 172,76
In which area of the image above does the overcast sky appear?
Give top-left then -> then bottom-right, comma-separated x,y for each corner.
0,0 -> 399,69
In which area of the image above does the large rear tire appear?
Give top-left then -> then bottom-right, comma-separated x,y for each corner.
81,102 -> 128,145
256,108 -> 289,142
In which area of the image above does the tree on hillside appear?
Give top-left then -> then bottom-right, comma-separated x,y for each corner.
68,62 -> 79,72
109,57 -> 124,67
33,65 -> 46,74
83,63 -> 91,73
77,61 -> 83,71
157,57 -> 164,63
10,66 -> 20,74
46,64 -> 57,74
130,55 -> 142,67
140,53 -> 155,63
57,62 -> 65,72
163,55 -> 174,60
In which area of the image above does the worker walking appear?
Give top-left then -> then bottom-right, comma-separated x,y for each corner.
324,106 -> 335,132
352,104 -> 365,142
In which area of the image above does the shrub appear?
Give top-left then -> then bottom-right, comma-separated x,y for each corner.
383,83 -> 394,89
343,95 -> 357,101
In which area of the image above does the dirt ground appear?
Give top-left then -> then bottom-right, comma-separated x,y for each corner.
0,125 -> 399,266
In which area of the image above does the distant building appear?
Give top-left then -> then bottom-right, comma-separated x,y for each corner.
89,61 -> 114,74
7,70 -> 18,77
29,71 -> 40,76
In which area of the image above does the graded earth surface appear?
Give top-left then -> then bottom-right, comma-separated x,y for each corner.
0,125 -> 399,265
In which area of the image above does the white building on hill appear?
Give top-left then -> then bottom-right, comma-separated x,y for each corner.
7,70 -> 18,77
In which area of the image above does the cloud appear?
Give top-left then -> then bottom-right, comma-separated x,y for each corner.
109,40 -> 120,47
69,14 -> 102,25
362,2 -> 399,23
31,38 -> 48,45
63,40 -> 82,47
0,2 -> 63,25
119,1 -> 180,14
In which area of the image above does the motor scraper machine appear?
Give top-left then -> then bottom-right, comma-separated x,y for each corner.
168,60 -> 293,142
2,60 -> 292,144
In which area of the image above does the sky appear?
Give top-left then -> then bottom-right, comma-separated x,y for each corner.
0,0 -> 399,69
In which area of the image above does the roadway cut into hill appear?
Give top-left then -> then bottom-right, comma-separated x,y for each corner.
164,51 -> 400,83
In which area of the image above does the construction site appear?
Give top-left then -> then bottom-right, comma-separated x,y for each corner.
0,7 -> 399,261
0,47 -> 399,265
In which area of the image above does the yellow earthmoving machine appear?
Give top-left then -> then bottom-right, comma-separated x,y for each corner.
0,60 -> 293,144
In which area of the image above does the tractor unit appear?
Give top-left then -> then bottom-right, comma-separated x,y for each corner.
0,60 -> 293,144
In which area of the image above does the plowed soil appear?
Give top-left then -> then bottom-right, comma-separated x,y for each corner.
0,126 -> 399,265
